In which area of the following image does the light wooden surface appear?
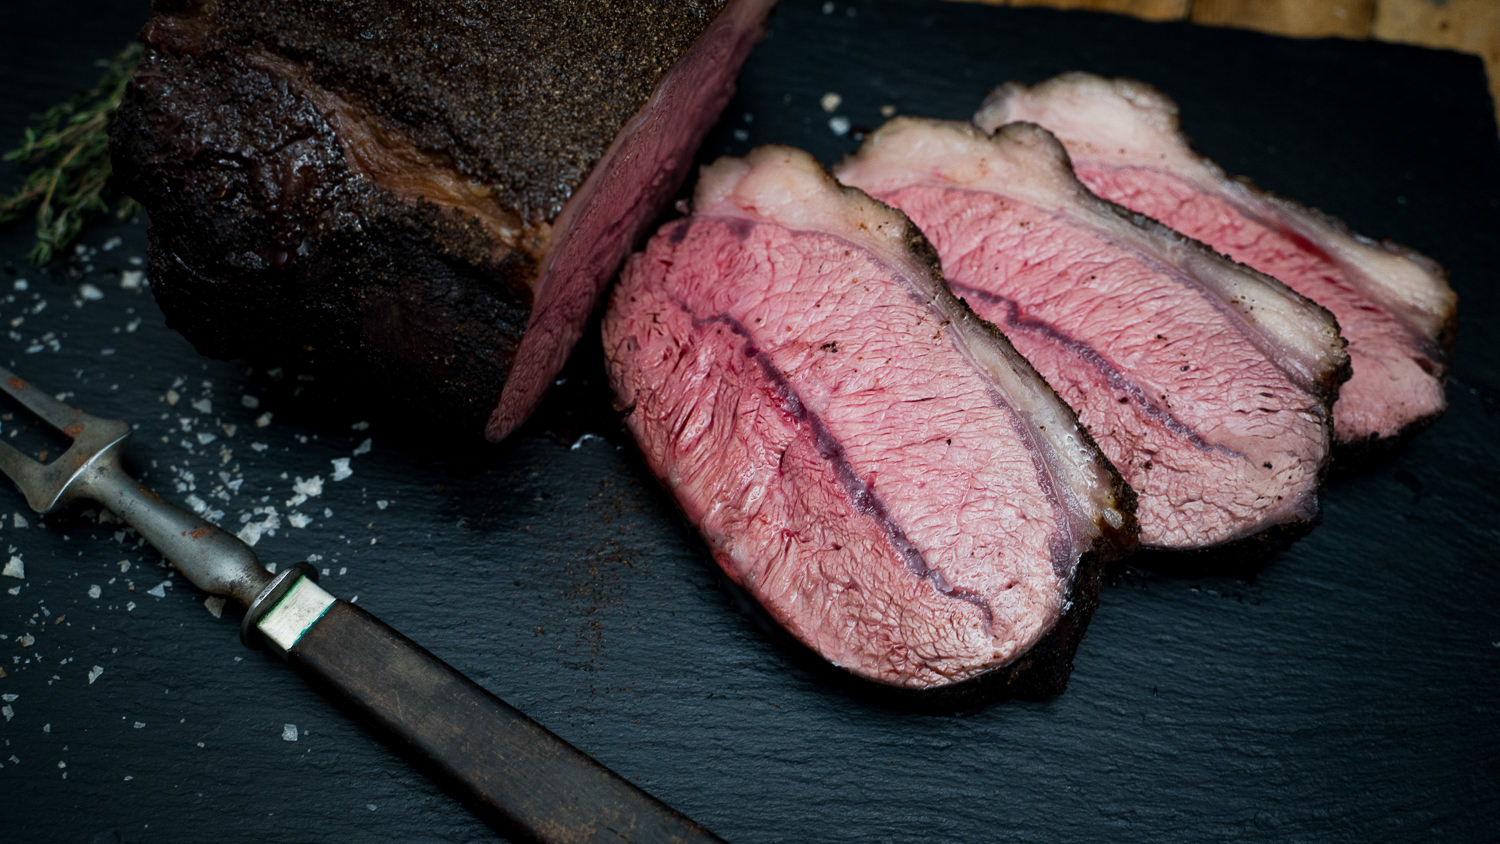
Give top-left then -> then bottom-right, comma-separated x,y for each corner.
959,0 -> 1500,129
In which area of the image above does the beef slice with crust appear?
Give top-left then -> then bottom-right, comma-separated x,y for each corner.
110,0 -> 776,438
837,118 -> 1349,552
977,73 -> 1456,449
603,146 -> 1135,691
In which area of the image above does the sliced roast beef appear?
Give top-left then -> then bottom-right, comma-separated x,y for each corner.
110,0 -> 775,439
836,119 -> 1348,551
976,73 -> 1456,447
603,146 -> 1134,691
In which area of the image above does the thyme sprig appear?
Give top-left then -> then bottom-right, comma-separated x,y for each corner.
0,42 -> 143,265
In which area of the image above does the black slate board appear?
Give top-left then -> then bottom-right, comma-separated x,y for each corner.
3,1 -> 1499,841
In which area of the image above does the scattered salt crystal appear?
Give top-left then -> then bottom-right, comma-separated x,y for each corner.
288,513 -> 311,529
1,705 -> 11,722
133,721 -> 145,729
125,601 -> 135,611
88,585 -> 101,599
282,723 -> 299,742
829,116 -> 851,136
732,128 -> 749,142
102,236 -> 122,251
351,420 -> 369,431
293,476 -> 324,498
241,394 -> 260,409
204,596 -> 226,618
185,494 -> 208,514
19,633 -> 34,646
352,438 -> 372,456
255,412 -> 273,428
87,665 -> 104,685
367,804 -> 377,812
3,556 -> 23,579
1,693 -> 15,702
6,586 -> 19,596
820,92 -> 842,113
120,269 -> 144,289
822,1 -> 834,12
165,389 -> 180,406
124,317 -> 141,333
570,434 -> 600,451
11,513 -> 26,529
880,104 -> 897,117
13,279 -> 27,291
191,398 -> 212,414
146,581 -> 169,598
375,500 -> 389,510
196,432 -> 217,445
118,560 -> 131,573
330,458 -> 353,481
78,284 -> 104,301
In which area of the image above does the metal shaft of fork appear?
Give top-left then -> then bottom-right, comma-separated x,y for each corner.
71,438 -> 274,608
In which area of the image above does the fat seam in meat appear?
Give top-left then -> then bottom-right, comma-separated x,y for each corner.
837,118 -> 1349,551
976,73 -> 1455,448
603,146 -> 1134,691
110,0 -> 776,438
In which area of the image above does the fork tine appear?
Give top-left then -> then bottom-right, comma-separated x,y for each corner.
0,363 -> 88,432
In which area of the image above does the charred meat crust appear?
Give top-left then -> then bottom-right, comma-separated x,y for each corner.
184,0 -> 729,223
112,43 -> 534,427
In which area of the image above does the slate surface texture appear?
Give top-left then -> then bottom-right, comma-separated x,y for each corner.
2,1 -> 1497,842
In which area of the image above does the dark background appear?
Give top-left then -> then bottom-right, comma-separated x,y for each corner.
2,1 -> 1497,841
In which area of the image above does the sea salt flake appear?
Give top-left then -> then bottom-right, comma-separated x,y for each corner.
241,394 -> 260,409
375,500 -> 389,510
12,513 -> 28,528
1,705 -> 11,722
88,585 -> 101,599
352,438 -> 372,456
120,269 -> 144,289
3,555 -> 23,579
288,513 -> 311,529
330,458 -> 353,481
829,116 -> 851,136
191,398 -> 212,414
78,284 -> 104,301
282,723 -> 299,742
87,665 -> 104,685
255,412 -> 273,428
133,721 -> 145,729
204,596 -> 226,618
820,92 -> 842,112
293,476 -> 324,498
146,581 -> 169,598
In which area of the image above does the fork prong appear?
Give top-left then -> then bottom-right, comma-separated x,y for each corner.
0,362 -> 89,433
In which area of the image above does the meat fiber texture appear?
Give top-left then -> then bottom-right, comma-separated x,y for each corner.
603,146 -> 1135,692
837,119 -> 1349,552
977,73 -> 1456,448
110,0 -> 775,439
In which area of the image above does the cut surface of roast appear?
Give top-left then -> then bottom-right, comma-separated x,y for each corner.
837,119 -> 1348,551
976,73 -> 1456,447
603,146 -> 1133,691
111,0 -> 775,438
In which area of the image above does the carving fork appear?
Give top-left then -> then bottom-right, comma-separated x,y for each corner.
0,363 -> 721,844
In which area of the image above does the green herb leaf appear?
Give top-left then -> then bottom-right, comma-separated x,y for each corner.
0,42 -> 143,265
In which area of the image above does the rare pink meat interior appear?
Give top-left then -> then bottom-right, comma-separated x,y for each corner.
977,73 -> 1456,447
603,146 -> 1134,691
837,119 -> 1348,551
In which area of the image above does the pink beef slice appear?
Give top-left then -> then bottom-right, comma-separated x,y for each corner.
836,119 -> 1349,551
602,146 -> 1134,691
976,73 -> 1457,447
109,0 -> 776,439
